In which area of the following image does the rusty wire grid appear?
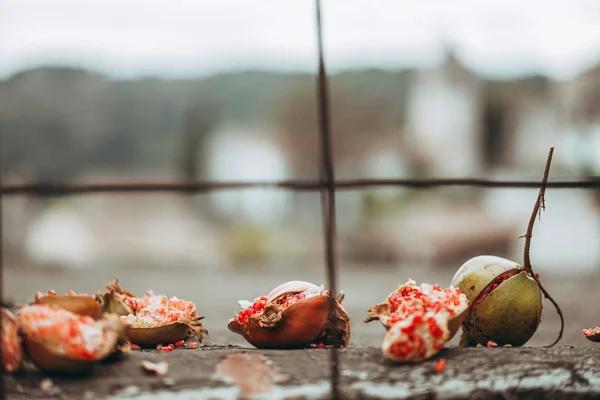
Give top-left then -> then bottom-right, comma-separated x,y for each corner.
1,2 -> 600,399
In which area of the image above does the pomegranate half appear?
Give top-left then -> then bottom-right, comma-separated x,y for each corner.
227,281 -> 350,349
365,280 -> 468,362
17,304 -> 125,373
99,280 -> 207,347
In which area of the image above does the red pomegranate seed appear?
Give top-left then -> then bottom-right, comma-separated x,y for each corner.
486,341 -> 498,348
316,343 -> 325,349
47,290 -> 57,296
161,346 -> 173,353
187,342 -> 198,349
131,344 -> 141,350
175,340 -> 184,348
156,344 -> 163,350
434,359 -> 446,373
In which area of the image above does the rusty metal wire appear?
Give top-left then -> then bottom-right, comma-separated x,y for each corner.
2,178 -> 600,196
315,1 -> 341,398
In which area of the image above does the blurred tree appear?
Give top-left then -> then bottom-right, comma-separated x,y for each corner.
179,94 -> 220,181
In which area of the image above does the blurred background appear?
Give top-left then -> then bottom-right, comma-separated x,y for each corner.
1,0 -> 600,347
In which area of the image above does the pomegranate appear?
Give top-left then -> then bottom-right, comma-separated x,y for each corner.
365,280 -> 468,362
451,255 -> 543,347
452,147 -> 563,348
34,290 -> 101,318
2,309 -> 24,374
227,281 -> 350,349
17,304 -> 125,373
99,280 -> 207,347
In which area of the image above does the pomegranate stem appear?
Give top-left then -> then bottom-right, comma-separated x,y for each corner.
520,146 -> 564,347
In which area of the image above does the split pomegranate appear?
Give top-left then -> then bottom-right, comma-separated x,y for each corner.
228,281 -> 351,349
121,295 -> 196,328
18,305 -> 122,360
452,255 -> 543,347
17,304 -> 124,372
365,280 -> 468,362
2,309 -> 23,374
98,280 -> 207,347
452,150 -> 564,348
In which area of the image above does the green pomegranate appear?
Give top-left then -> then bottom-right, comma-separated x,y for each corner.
451,255 -> 542,347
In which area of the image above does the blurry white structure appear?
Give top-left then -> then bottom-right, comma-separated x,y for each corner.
405,50 -> 483,177
26,203 -> 95,267
206,125 -> 292,226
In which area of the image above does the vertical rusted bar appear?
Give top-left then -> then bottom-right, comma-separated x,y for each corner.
0,118 -> 5,400
314,1 -> 341,399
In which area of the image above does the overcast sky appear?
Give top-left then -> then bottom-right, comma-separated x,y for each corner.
1,0 -> 600,80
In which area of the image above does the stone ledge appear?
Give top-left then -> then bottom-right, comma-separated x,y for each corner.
4,346 -> 600,399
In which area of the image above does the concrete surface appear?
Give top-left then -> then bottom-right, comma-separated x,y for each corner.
5,347 -> 600,399
3,263 -> 600,399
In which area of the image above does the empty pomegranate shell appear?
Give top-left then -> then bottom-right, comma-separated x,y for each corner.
365,280 -> 468,362
34,290 -> 102,319
227,281 -> 350,349
17,304 -> 125,373
2,308 -> 24,374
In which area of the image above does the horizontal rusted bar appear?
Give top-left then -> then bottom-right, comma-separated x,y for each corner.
1,177 -> 600,196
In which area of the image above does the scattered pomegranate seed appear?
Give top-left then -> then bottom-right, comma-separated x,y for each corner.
187,342 -> 198,349
175,340 -> 185,348
316,343 -> 325,349
156,344 -> 163,350
434,359 -> 446,373
161,346 -> 173,353
47,290 -> 56,296
131,344 -> 141,350
486,341 -> 498,347
67,290 -> 76,295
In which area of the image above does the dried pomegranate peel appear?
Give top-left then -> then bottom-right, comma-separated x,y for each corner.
97,279 -> 140,317
34,290 -> 101,319
100,281 -> 207,347
227,281 -> 350,349
2,308 -> 24,374
365,280 -> 468,362
17,304 -> 125,373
